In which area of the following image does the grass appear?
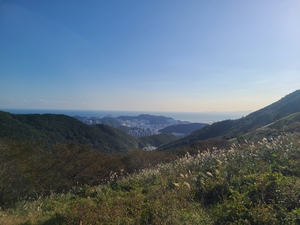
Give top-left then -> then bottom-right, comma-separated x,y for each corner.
2,132 -> 300,224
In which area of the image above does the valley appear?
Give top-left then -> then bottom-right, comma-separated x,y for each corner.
1,90 -> 300,224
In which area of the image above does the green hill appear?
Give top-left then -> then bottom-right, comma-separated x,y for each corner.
0,111 -> 138,153
239,111 -> 300,142
100,116 -> 121,126
159,123 -> 208,135
159,90 -> 300,151
138,133 -> 180,148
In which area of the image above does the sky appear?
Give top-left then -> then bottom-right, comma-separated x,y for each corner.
1,0 -> 300,113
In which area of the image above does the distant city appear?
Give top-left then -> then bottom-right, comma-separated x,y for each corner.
74,115 -> 190,138
1,108 -> 247,138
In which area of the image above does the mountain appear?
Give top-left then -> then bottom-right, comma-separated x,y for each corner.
158,123 -> 208,136
117,114 -> 175,124
99,117 -> 122,127
0,111 -> 138,153
241,111 -> 300,142
73,115 -> 121,127
158,90 -> 300,151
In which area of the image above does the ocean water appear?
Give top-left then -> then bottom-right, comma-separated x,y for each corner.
1,108 -> 250,124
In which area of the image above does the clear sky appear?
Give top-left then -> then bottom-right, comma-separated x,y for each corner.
1,0 -> 300,112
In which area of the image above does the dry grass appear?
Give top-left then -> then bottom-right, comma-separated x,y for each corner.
1,132 -> 300,224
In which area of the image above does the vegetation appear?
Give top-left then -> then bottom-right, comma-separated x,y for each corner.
0,111 -> 138,153
98,117 -> 121,127
0,111 -> 183,153
0,138 -> 176,210
2,90 -> 300,224
158,122 -> 208,136
159,90 -> 300,151
138,133 -> 180,148
1,132 -> 300,224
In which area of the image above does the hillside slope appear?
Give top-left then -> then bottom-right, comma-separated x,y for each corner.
159,90 -> 300,151
159,123 -> 208,135
138,133 -> 180,148
241,111 -> 300,142
0,111 -> 138,153
3,132 -> 300,224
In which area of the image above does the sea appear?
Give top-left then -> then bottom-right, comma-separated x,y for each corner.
1,109 -> 251,124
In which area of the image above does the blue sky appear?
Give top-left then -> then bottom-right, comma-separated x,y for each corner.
1,0 -> 300,112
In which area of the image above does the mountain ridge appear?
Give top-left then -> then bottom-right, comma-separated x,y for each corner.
158,89 -> 300,151
158,123 -> 208,136
0,111 -> 138,153
0,110 -> 182,152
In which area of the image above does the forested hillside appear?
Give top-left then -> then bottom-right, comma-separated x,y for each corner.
159,122 -> 208,135
0,139 -> 177,210
242,111 -> 300,142
138,133 -> 180,148
0,111 -> 138,153
159,90 -> 300,151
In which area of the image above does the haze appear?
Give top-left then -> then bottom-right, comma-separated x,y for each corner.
1,0 -> 300,112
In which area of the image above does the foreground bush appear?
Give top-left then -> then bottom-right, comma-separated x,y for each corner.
0,139 -> 176,209
1,133 -> 300,224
